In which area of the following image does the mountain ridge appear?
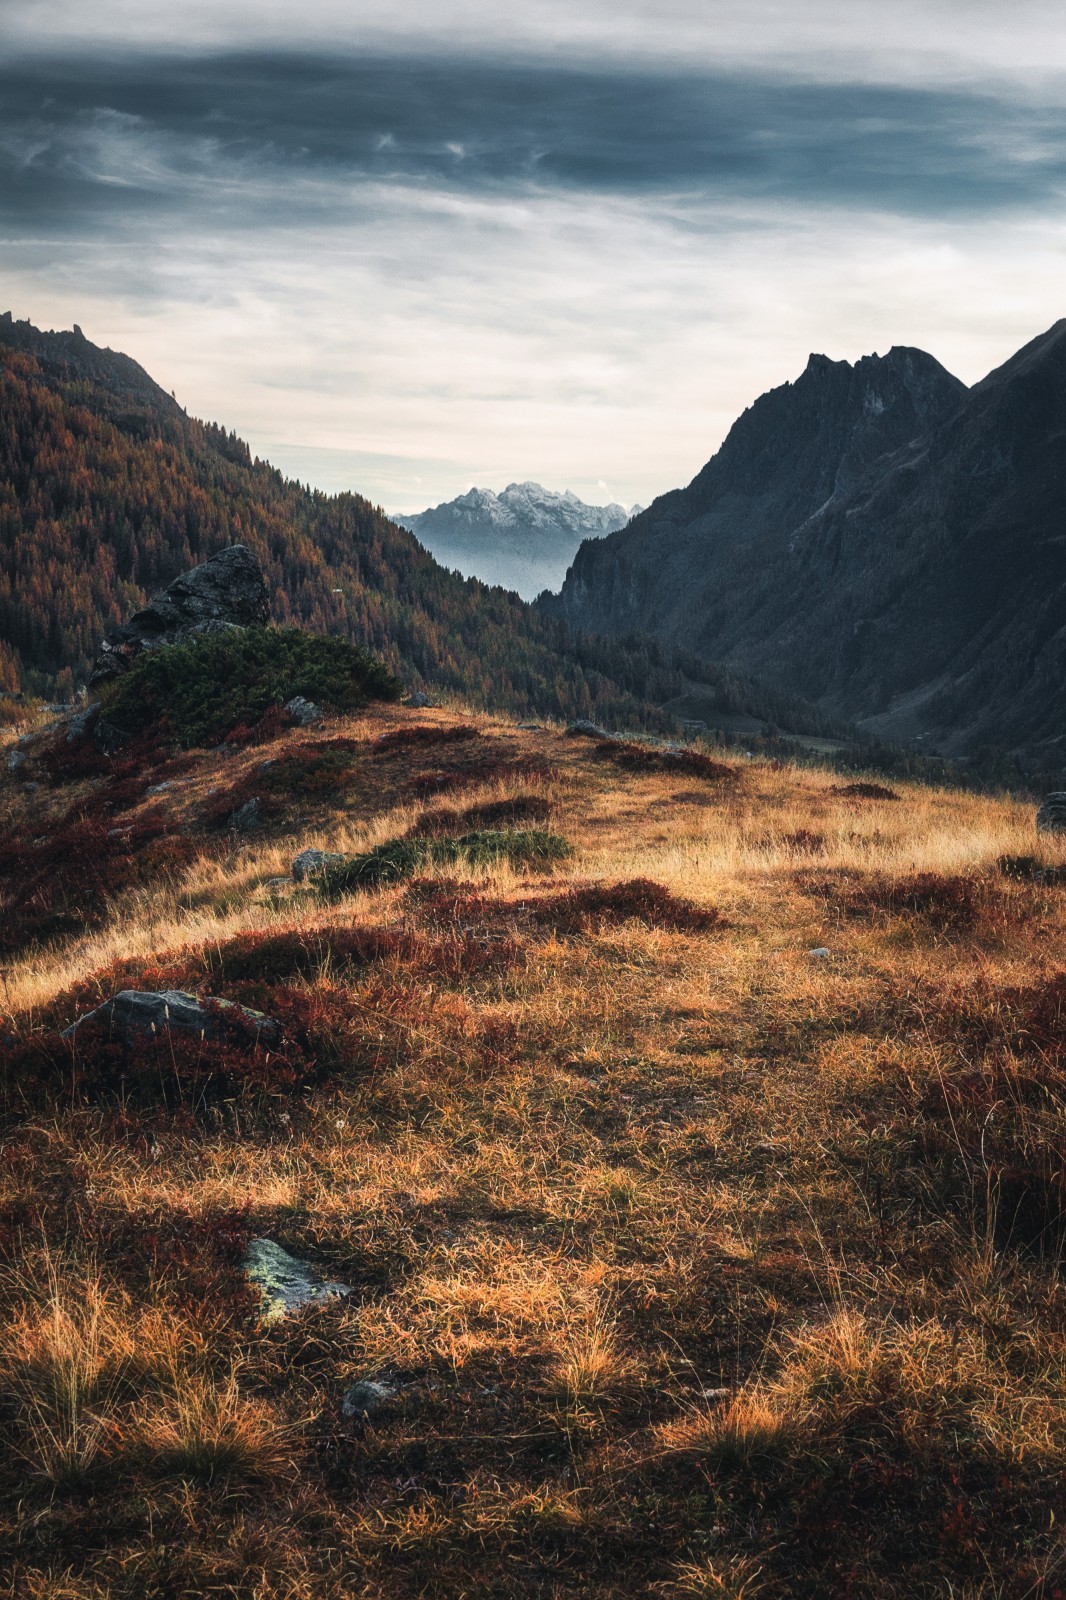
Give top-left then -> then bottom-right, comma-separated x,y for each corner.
546,328 -> 1066,764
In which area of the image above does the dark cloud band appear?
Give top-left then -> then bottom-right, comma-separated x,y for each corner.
3,51 -> 1066,238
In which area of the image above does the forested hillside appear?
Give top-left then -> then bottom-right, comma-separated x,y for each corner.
0,317 -> 828,737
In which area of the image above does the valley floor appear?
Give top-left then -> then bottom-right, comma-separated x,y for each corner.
1,706 -> 1065,1598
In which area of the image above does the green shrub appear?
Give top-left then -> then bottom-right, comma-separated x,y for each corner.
314,828 -> 571,897
101,627 -> 400,748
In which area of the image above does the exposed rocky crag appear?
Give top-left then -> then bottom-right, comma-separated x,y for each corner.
90,545 -> 270,682
395,482 -> 637,599
548,325 -> 1066,761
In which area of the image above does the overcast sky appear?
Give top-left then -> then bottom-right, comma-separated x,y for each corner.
4,2 -> 1066,511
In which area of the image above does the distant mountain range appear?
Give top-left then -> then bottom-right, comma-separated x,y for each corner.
545,323 -> 1066,762
394,482 -> 639,599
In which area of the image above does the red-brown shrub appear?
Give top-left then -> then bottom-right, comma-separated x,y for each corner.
405,876 -> 722,936
804,870 -> 1018,935
594,739 -> 736,783
406,792 -> 554,838
374,724 -> 480,751
834,782 -> 901,801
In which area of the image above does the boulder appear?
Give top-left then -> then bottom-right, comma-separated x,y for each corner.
406,690 -> 433,709
6,747 -> 25,773
65,701 -> 101,742
292,847 -> 347,883
242,1238 -> 351,1322
285,695 -> 323,727
566,720 -> 611,740
228,797 -> 263,832
90,544 -> 270,684
1036,793 -> 1066,835
62,989 -> 282,1047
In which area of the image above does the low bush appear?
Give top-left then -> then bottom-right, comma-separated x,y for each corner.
314,828 -> 571,897
594,739 -> 735,782
406,754 -> 559,800
373,724 -> 480,751
405,875 -> 722,935
407,793 -> 554,838
100,626 -> 400,748
804,870 -> 1018,936
834,781 -> 901,801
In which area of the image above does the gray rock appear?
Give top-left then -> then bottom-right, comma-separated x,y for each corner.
65,701 -> 101,742
229,797 -> 263,832
90,545 -> 269,684
292,847 -> 347,883
61,989 -> 282,1047
145,780 -> 173,796
1036,793 -> 1066,835
566,720 -> 611,740
341,1378 -> 397,1419
6,747 -> 25,773
808,947 -> 831,959
406,690 -> 433,709
243,1238 -> 351,1323
285,695 -> 323,727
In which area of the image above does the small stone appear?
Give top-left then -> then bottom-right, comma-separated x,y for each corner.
341,1378 -> 397,1419
1036,793 -> 1066,835
808,947 -> 831,960
243,1238 -> 351,1323
292,847 -> 347,883
145,780 -> 173,796
285,695 -> 323,727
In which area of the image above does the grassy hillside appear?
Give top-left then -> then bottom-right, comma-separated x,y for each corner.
1,692 -> 1064,1597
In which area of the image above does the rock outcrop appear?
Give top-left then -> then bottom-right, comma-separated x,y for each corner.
90,545 -> 269,684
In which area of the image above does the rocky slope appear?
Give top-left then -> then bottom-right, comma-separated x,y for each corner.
548,326 -> 1066,763
395,482 -> 636,599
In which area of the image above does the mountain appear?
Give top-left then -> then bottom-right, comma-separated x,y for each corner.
394,482 -> 637,599
0,312 -> 831,741
547,327 -> 1066,763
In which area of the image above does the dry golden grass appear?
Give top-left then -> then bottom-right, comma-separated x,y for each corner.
1,704 -> 1065,1596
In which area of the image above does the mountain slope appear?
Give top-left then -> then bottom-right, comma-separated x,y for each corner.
0,313 -> 828,739
549,330 -> 1066,759
394,482 -> 635,599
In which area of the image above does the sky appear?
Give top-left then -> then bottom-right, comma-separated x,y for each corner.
3,1 -> 1066,512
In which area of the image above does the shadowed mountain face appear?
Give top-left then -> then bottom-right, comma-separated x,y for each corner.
394,483 -> 637,600
547,326 -> 1066,757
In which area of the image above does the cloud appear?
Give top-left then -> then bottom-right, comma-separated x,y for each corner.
3,42 -> 1066,508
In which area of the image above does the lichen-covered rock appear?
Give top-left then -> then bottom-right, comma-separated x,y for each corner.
1036,793 -> 1066,835
243,1238 -> 351,1322
61,989 -> 282,1047
284,695 -> 323,726
90,545 -> 269,684
292,847 -> 347,883
566,719 -> 611,739
406,690 -> 433,708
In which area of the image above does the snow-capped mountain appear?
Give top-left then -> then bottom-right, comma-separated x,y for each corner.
393,481 -> 639,599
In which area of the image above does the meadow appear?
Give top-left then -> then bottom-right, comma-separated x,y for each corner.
1,702 -> 1064,1598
